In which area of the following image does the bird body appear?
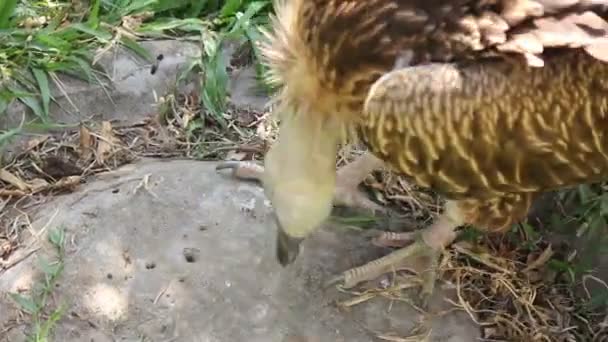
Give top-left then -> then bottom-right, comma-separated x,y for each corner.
261,0 -> 608,232
363,52 -> 608,230
219,0 -> 608,293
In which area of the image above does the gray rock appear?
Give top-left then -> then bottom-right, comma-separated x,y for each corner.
0,159 -> 480,341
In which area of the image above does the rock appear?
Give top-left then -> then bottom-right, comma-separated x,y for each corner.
0,159 -> 480,341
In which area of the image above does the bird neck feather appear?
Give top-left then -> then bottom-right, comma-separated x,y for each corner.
260,0 -> 363,146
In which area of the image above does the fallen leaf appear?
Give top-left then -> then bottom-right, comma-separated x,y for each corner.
49,176 -> 82,193
29,178 -> 50,192
181,110 -> 195,128
53,175 -> 82,187
26,135 -> 50,150
0,169 -> 30,191
79,124 -> 93,160
0,189 -> 27,197
96,121 -> 116,165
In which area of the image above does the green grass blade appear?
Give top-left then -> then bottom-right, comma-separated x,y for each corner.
153,0 -> 193,13
0,127 -> 22,150
120,36 -> 153,62
9,81 -> 46,121
227,1 -> 268,36
9,293 -> 38,314
138,18 -> 209,34
0,92 -> 10,115
122,0 -> 157,15
64,56 -> 96,83
88,0 -> 101,28
220,0 -> 243,17
31,68 -> 51,118
37,306 -> 65,342
200,36 -> 229,128
69,23 -> 112,42
0,0 -> 18,29
189,0 -> 209,16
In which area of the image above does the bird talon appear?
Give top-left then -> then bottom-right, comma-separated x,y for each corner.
323,274 -> 346,289
371,231 -> 420,248
215,161 -> 264,182
215,161 -> 240,172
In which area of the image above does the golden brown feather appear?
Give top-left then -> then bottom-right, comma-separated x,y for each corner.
217,0 -> 608,302
363,52 -> 608,231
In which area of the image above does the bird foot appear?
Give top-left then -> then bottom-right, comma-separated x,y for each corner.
325,233 -> 440,310
333,174 -> 387,215
215,161 -> 264,182
371,231 -> 418,248
215,160 -> 386,214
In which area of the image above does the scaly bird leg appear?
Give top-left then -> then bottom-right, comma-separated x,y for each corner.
216,152 -> 386,214
326,201 -> 464,307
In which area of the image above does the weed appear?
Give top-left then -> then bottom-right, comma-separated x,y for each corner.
9,227 -> 66,342
0,0 -> 273,151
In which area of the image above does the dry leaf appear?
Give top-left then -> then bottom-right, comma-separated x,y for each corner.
0,169 -> 30,191
182,110 -> 195,128
29,178 -> 50,192
523,244 -> 554,273
79,124 -> 93,160
96,121 -> 116,164
51,175 -> 82,192
0,189 -> 26,197
26,135 -> 50,150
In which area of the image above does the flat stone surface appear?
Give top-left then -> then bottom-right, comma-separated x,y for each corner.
0,159 -> 480,341
1,40 -> 201,130
1,39 -> 266,130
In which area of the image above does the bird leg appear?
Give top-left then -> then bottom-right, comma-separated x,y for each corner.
333,152 -> 386,214
216,151 -> 386,214
326,202 -> 464,307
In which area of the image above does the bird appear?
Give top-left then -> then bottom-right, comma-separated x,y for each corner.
216,0 -> 608,304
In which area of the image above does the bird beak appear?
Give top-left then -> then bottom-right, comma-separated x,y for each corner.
275,216 -> 304,266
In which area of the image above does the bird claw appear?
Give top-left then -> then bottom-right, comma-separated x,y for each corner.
215,161 -> 264,182
325,264 -> 434,312
333,183 -> 388,215
323,274 -> 346,289
371,231 -> 420,248
324,236 -> 439,306
215,161 -> 239,174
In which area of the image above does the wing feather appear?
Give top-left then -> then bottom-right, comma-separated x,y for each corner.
361,52 -> 608,199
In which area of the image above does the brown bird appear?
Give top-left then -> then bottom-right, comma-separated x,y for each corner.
217,0 -> 608,303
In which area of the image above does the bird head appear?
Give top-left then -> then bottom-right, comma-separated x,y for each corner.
257,0 -> 356,266
262,109 -> 341,266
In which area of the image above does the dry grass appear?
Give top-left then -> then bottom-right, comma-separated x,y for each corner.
442,238 -> 607,341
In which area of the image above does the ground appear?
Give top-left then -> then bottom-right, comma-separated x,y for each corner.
0,159 -> 479,341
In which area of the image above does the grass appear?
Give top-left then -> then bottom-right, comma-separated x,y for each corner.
0,0 -> 273,152
9,226 -> 66,342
